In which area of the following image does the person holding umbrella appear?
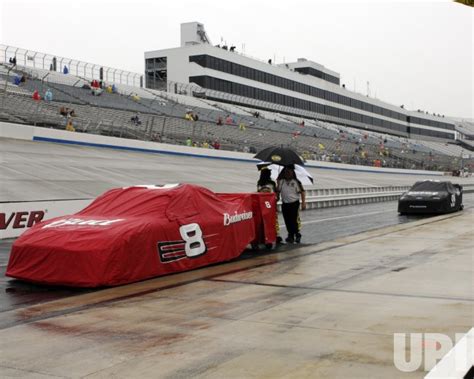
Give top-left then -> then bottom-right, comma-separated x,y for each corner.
277,166 -> 306,244
254,146 -> 307,243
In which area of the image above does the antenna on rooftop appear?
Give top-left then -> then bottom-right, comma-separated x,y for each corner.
366,81 -> 370,97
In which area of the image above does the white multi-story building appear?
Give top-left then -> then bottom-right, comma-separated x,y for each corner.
145,22 -> 455,141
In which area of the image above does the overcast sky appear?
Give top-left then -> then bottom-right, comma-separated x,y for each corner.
1,0 -> 472,118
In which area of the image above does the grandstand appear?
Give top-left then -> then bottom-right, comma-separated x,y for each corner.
0,42 -> 472,173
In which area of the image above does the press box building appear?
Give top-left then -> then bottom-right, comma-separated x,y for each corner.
145,22 -> 455,141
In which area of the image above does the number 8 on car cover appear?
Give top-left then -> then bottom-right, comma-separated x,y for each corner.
179,223 -> 206,258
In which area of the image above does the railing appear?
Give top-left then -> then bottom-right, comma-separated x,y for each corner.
0,44 -> 143,87
0,71 -> 469,172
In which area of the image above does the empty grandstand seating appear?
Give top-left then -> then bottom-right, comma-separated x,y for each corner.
0,58 -> 471,172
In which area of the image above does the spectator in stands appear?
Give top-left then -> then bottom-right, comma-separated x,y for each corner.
213,140 -> 220,150
131,112 -> 141,126
66,117 -> 76,132
186,137 -> 192,147
90,80 -> 102,95
32,90 -> 41,101
63,65 -> 69,74
268,59 -> 272,64
225,115 -> 233,125
185,111 -> 194,121
49,63 -> 54,71
59,107 -> 75,117
20,75 -> 26,84
300,120 -> 305,127
112,84 -> 118,93
13,75 -> 21,86
202,141 -> 209,149
44,89 -> 53,102
216,116 -> 223,125
152,133 -> 161,142
66,118 -> 75,132
253,111 -> 260,118
192,113 -> 199,122
90,81 -> 103,96
239,122 -> 246,131
277,166 -> 306,244
106,85 -> 113,93
9,57 -> 17,66
132,93 -> 140,102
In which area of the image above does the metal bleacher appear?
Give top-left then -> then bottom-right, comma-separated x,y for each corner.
0,47 -> 471,172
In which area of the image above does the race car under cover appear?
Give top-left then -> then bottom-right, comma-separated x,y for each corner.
398,180 -> 463,215
6,184 -> 276,287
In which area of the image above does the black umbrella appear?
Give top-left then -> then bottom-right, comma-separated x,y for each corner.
254,146 -> 304,166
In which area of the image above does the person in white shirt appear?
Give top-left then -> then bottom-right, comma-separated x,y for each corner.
277,166 -> 306,243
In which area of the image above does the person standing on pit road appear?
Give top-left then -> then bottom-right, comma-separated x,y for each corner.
277,166 -> 306,243
257,166 -> 283,244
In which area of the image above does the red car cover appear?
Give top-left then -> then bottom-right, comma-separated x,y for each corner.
6,184 -> 276,287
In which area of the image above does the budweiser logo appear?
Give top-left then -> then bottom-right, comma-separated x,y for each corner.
43,218 -> 124,228
223,211 -> 253,226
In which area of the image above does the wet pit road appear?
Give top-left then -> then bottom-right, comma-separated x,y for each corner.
1,193 -> 473,314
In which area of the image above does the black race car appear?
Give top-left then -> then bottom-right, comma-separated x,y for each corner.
398,180 -> 463,215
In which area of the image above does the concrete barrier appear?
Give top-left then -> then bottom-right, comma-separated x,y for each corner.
0,121 -> 446,176
0,199 -> 93,239
2,185 -> 472,239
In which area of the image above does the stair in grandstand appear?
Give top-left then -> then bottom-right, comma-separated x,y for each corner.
0,62 -> 470,171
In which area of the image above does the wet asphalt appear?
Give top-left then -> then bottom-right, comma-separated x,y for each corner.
1,193 -> 473,314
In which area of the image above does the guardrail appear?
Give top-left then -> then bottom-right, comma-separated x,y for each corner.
278,185 -> 474,211
2,185 -> 473,239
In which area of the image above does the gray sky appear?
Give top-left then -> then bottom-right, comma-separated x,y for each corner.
1,0 -> 472,118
